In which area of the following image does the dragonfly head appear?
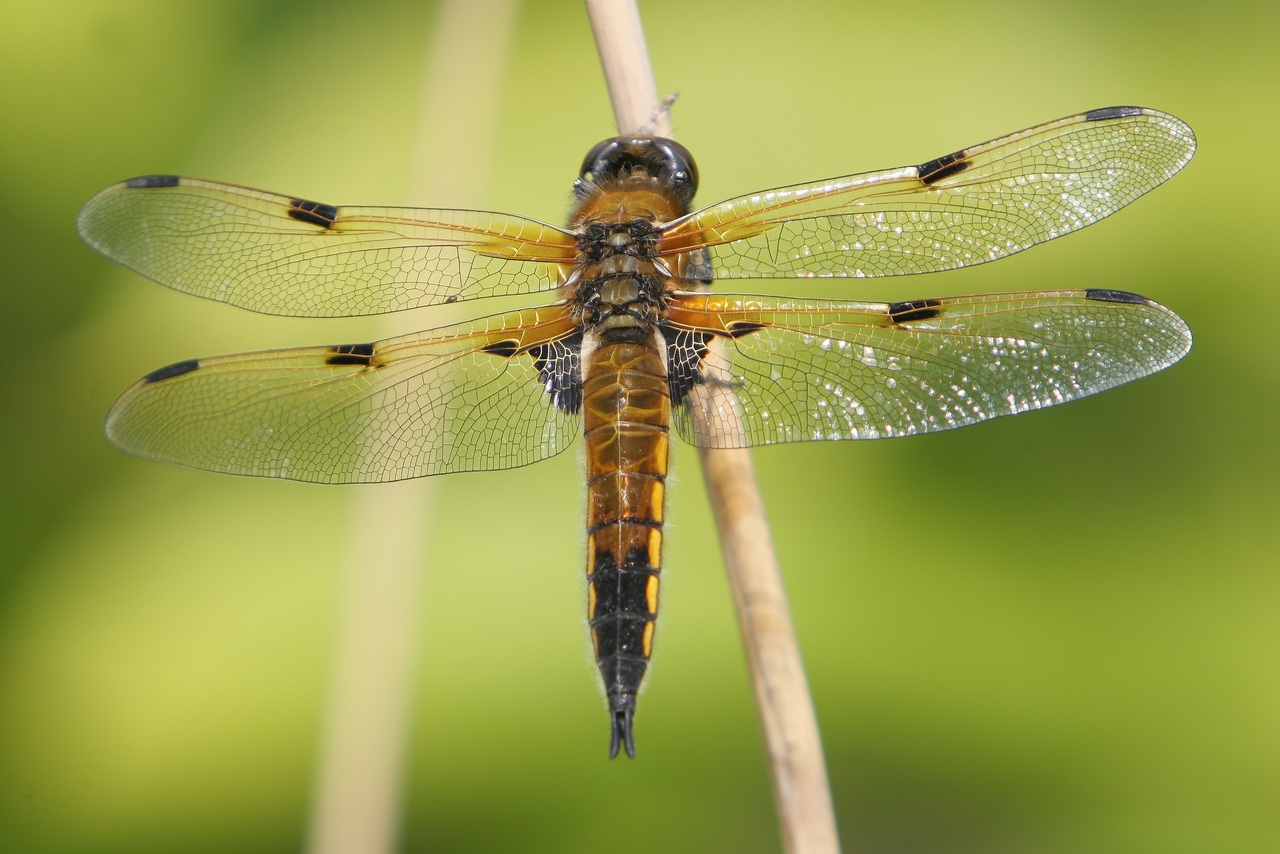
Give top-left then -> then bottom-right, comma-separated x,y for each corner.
574,136 -> 699,210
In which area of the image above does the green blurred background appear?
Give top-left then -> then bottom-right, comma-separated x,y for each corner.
2,1 -> 1276,851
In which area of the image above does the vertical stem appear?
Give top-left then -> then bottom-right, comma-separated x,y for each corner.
306,481 -> 429,854
583,2 -> 840,851
585,0 -> 669,136
696,437 -> 840,854
305,3 -> 519,852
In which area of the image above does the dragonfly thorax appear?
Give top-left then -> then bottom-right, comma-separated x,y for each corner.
573,268 -> 665,329
571,214 -> 671,330
575,219 -> 661,263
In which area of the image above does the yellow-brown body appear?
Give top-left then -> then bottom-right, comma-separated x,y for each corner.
84,112 -> 1198,760
566,136 -> 698,757
582,328 -> 670,759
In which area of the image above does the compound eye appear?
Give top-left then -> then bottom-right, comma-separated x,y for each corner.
579,138 -> 621,182
655,138 -> 698,194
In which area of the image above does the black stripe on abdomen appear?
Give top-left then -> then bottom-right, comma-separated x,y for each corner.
588,531 -> 661,759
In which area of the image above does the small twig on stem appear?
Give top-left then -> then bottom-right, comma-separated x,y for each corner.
583,2 -> 840,852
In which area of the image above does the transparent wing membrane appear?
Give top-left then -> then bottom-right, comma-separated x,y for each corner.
105,306 -> 582,482
662,108 -> 1195,281
665,289 -> 1191,447
79,177 -> 578,317
86,106 -> 1195,472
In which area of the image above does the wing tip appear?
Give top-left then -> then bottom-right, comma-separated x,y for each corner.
1083,289 -> 1194,366
1082,105 -> 1197,163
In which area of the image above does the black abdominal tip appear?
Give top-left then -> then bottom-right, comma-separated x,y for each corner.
609,709 -> 636,759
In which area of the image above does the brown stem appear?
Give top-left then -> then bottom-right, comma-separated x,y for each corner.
583,2 -> 840,851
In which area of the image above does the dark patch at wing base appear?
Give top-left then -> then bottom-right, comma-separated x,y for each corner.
1086,106 -> 1144,121
126,175 -> 180,189
288,198 -> 338,228
143,359 -> 199,383
662,326 -> 712,407
529,333 -> 583,414
1085,288 -> 1147,305
917,150 -> 970,185
888,299 -> 943,323
325,342 -> 376,366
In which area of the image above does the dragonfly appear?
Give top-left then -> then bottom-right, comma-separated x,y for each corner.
79,105 -> 1195,758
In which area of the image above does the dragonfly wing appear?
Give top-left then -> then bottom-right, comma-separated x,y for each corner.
661,107 -> 1195,280
78,177 -> 579,316
106,306 -> 583,482
664,289 -> 1191,448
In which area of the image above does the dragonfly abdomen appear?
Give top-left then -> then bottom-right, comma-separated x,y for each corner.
581,328 -> 670,758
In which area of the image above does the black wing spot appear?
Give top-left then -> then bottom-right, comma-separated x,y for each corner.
918,150 -> 970,186
288,198 -> 338,229
1085,288 -> 1147,305
143,359 -> 199,383
480,339 -> 520,358
444,295 -> 458,304
888,299 -> 943,323
727,321 -> 766,339
126,175 -> 180,189
1086,106 -> 1144,122
325,342 -> 376,366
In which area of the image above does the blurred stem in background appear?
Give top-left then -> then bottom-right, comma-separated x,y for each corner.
304,2 -> 520,852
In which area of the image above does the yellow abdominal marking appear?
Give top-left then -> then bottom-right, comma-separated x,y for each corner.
651,432 -> 670,475
650,479 -> 665,523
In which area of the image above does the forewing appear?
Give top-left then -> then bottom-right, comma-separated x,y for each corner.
665,290 -> 1191,447
78,177 -> 579,316
661,107 -> 1195,280
105,307 -> 583,483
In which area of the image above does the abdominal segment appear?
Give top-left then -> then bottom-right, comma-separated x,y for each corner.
582,331 -> 670,758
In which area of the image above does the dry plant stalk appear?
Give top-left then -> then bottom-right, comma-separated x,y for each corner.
306,3 -> 519,852
583,1 -> 840,851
